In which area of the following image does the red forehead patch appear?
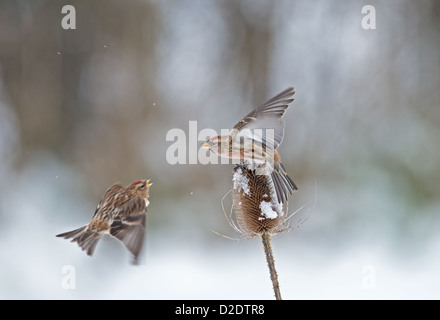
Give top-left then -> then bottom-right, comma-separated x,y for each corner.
132,180 -> 143,185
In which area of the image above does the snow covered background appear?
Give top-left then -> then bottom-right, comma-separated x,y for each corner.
0,0 -> 439,299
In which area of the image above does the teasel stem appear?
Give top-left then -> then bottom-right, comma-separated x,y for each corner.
261,232 -> 282,300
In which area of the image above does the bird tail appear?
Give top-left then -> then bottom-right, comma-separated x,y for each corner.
56,225 -> 103,256
271,161 -> 298,204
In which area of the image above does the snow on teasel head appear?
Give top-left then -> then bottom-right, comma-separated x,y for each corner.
230,166 -> 289,238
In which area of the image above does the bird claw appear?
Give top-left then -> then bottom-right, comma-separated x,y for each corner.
233,164 -> 247,173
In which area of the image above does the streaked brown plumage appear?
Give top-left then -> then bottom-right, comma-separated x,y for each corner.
56,179 -> 151,264
203,87 -> 297,204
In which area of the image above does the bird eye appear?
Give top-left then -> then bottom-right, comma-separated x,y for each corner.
140,184 -> 146,189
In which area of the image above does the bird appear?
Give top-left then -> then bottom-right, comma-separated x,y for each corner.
56,179 -> 152,264
202,87 -> 297,204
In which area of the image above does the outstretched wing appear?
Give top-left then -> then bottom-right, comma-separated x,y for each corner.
110,197 -> 147,264
232,87 -> 295,150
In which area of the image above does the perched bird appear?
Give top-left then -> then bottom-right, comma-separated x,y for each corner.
202,87 -> 297,204
56,179 -> 152,264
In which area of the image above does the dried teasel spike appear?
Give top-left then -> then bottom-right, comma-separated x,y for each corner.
231,166 -> 289,300
232,166 -> 288,237
261,232 -> 282,300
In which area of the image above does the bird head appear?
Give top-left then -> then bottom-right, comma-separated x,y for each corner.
130,179 -> 152,199
202,136 -> 222,154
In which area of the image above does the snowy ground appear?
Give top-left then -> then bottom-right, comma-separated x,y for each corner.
0,158 -> 439,300
2,223 -> 439,300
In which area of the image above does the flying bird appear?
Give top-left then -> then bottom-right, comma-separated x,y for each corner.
56,179 -> 152,264
202,87 -> 297,204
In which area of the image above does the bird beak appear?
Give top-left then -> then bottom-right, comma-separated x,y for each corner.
202,142 -> 210,150
146,180 -> 152,187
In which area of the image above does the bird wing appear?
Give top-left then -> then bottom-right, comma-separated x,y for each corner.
232,87 -> 295,150
92,183 -> 124,219
109,197 -> 147,264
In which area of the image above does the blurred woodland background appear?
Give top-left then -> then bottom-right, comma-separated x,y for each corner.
0,0 -> 439,299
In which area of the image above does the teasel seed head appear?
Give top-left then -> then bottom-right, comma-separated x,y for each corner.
232,165 -> 289,237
